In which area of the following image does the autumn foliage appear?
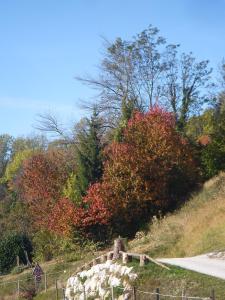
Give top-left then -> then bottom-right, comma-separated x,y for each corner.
92,107 -> 199,235
17,107 -> 199,239
49,183 -> 111,238
48,197 -> 77,236
17,150 -> 69,228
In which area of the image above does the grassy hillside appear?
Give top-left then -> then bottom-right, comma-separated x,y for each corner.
2,255 -> 225,300
130,172 -> 225,258
130,261 -> 225,300
1,173 -> 225,299
0,255 -> 94,300
35,262 -> 225,300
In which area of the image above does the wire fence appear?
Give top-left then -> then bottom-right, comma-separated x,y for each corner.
0,269 -> 68,300
0,271 -> 216,300
61,286 -> 215,300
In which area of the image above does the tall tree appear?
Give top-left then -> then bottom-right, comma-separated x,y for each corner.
0,135 -> 13,200
17,149 -> 70,228
77,25 -> 213,131
86,107 -> 199,236
68,109 -> 104,203
11,135 -> 47,157
163,47 -> 213,130
0,134 -> 13,178
77,25 -> 166,126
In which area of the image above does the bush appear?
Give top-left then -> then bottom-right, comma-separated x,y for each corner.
32,230 -> 61,262
32,229 -> 98,262
0,233 -> 32,274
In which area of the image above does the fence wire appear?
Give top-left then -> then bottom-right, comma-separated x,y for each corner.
62,286 -> 212,300
0,272 -> 214,300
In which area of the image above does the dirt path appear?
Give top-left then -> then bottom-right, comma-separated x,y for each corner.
157,254 -> 225,280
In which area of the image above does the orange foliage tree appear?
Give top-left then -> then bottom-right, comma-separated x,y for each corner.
17,150 -> 70,229
95,106 -> 199,236
49,183 -> 112,239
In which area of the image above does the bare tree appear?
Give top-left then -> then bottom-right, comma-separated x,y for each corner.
76,25 -> 167,126
34,113 -> 76,146
76,25 -> 213,131
163,46 -> 213,129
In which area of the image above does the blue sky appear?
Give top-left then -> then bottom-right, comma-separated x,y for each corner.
0,0 -> 225,137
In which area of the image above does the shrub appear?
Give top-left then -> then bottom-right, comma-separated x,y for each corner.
0,233 -> 32,274
32,230 -> 62,262
32,229 -> 95,262
201,137 -> 225,179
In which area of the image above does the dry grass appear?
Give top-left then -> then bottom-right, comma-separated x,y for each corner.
129,172 -> 225,258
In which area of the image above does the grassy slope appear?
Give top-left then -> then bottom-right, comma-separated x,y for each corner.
2,173 -> 225,299
0,256 -> 93,300
2,258 -> 225,300
130,172 -> 225,258
30,170 -> 225,300
129,261 -> 225,300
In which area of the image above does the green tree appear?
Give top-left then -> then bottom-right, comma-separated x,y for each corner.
185,109 -> 215,140
0,233 -> 32,274
11,135 -> 47,157
3,149 -> 34,186
200,94 -> 225,178
65,109 -> 104,203
0,134 -> 13,178
114,97 -> 135,141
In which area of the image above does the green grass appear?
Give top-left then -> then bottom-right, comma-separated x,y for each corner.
2,173 -> 225,299
33,289 -> 62,300
0,260 -> 86,300
29,261 -> 225,300
0,249 -> 100,300
129,260 -> 225,300
130,172 -> 225,258
2,256 -> 225,299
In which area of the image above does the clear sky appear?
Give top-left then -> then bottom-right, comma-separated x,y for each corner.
0,0 -> 225,137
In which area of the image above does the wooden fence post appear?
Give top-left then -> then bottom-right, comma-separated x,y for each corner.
16,256 -> 20,267
55,279 -> 58,300
83,285 -> 86,300
182,289 -> 186,300
113,237 -> 125,260
107,252 -> 113,260
44,273 -> 47,292
17,280 -> 20,299
210,289 -> 215,300
111,286 -> 114,300
132,286 -> 137,300
139,255 -> 147,266
156,287 -> 160,300
122,252 -> 129,264
34,276 -> 37,291
62,287 -> 66,300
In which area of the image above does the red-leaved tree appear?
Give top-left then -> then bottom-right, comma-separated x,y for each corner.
91,106 -> 199,236
17,150 -> 70,229
49,183 -> 111,239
